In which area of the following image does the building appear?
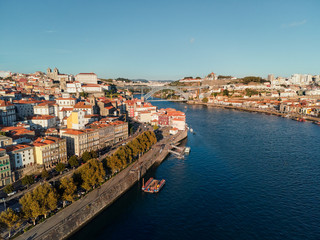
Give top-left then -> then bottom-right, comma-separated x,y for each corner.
81,84 -> 102,93
0,71 -> 11,78
0,135 -> 12,147
34,102 -> 55,116
14,99 -> 39,119
56,97 -> 77,110
46,67 -> 69,82
0,149 -> 12,187
89,122 -> 115,148
0,100 -> 16,126
5,144 -> 35,170
28,115 -> 56,129
75,73 -> 98,84
67,110 -> 86,130
33,136 -> 67,169
111,121 -> 128,143
60,129 -> 99,157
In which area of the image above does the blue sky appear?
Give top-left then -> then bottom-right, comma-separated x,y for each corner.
1,0 -> 319,80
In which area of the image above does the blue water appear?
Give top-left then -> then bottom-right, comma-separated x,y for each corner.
70,102 -> 320,240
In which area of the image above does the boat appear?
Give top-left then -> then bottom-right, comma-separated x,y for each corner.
142,178 -> 165,193
184,147 -> 191,154
189,128 -> 193,133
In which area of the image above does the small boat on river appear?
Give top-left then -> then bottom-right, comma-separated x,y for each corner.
142,178 -> 165,193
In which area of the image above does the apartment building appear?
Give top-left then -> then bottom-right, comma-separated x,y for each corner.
33,136 -> 67,169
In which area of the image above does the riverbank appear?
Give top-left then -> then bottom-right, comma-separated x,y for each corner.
16,129 -> 187,240
188,101 -> 320,122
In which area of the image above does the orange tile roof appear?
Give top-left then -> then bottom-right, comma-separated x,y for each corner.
30,115 -> 55,120
74,102 -> 92,108
5,144 -> 31,152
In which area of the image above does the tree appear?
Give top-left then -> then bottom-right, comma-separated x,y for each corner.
20,192 -> 41,225
68,156 -> 79,169
41,169 -> 49,180
55,163 -> 65,174
21,175 -> 34,188
81,151 -> 92,162
59,177 -> 77,207
0,208 -> 20,238
32,183 -> 58,219
80,91 -> 88,98
202,97 -> 208,103
90,150 -> 98,159
3,184 -> 14,194
153,124 -> 159,130
223,89 -> 229,96
78,159 -> 105,191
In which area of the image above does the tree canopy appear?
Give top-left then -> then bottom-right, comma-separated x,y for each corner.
21,175 -> 34,187
104,131 -> 157,174
59,177 -> 77,206
20,183 -> 58,224
0,208 -> 20,238
68,155 -> 79,168
3,184 -> 14,194
77,159 -> 105,191
55,163 -> 65,174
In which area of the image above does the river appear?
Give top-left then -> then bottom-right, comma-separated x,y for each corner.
70,101 -> 320,240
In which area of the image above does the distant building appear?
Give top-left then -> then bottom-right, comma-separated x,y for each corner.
0,71 -> 11,78
0,100 -> 16,126
268,74 -> 274,83
0,136 -> 12,147
46,67 -> 69,82
75,73 -> 98,84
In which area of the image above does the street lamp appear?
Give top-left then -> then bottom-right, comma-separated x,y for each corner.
2,198 -> 6,211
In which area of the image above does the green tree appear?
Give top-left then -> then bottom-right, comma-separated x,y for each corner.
80,91 -> 88,98
81,151 -> 92,162
21,175 -> 34,188
90,150 -> 98,159
59,177 -> 77,207
68,155 -> 79,169
78,159 -> 105,191
202,97 -> 208,103
55,163 -> 65,174
41,169 -> 49,180
3,184 -> 14,194
0,208 -> 20,238
153,124 -> 159,130
223,89 -> 229,97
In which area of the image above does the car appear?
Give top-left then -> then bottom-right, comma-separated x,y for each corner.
7,191 -> 16,197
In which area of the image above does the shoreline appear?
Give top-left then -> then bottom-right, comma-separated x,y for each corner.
188,101 -> 320,122
16,129 -> 188,240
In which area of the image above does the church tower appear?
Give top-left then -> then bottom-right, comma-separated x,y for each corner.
47,68 -> 52,78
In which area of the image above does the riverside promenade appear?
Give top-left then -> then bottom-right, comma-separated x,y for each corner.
16,129 -> 187,240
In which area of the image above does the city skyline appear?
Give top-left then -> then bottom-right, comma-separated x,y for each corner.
1,0 -> 320,80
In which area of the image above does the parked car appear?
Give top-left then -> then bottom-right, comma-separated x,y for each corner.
7,191 -> 17,197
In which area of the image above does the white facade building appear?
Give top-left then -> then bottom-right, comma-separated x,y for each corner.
6,144 -> 35,169
75,73 -> 98,84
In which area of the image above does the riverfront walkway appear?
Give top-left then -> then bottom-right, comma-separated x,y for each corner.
16,130 -> 187,240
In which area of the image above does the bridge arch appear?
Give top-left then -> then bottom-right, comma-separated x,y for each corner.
143,86 -> 189,101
